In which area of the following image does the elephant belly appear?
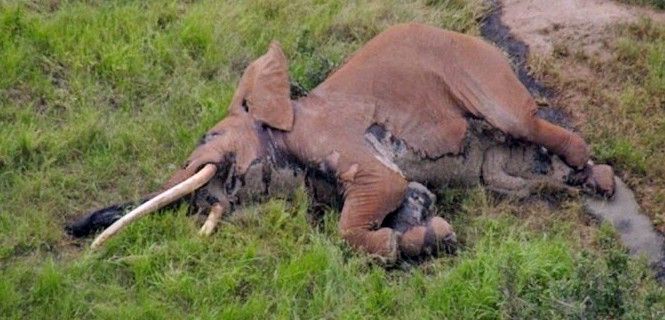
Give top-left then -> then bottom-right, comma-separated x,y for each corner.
364,121 -> 497,189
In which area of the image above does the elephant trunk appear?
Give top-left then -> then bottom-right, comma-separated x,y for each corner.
90,164 -> 218,249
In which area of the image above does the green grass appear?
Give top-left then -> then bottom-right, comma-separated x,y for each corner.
1,1 -> 664,319
617,0 -> 665,10
596,20 -> 665,178
2,188 -> 664,319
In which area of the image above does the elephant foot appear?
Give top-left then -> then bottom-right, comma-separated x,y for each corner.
341,227 -> 400,265
583,164 -> 615,198
381,182 -> 456,260
368,230 -> 400,266
569,162 -> 615,198
398,217 -> 456,259
426,216 -> 457,255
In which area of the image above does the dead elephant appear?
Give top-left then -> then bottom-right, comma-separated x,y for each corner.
68,23 -> 615,264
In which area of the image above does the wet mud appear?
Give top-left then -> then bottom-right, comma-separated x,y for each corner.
585,179 -> 665,281
481,0 -> 665,281
480,0 -> 570,128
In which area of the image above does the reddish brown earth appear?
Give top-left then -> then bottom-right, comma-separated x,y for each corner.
502,0 -> 665,57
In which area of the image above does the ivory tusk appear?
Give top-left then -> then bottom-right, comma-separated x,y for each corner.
198,200 -> 228,236
90,163 -> 217,250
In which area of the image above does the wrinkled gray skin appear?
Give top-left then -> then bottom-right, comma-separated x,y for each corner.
193,118 -> 581,237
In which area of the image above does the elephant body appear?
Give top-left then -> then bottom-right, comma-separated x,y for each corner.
70,23 -> 615,263
191,115 -> 579,260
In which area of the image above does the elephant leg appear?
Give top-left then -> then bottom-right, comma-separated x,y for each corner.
338,168 -> 407,264
526,118 -> 590,171
341,227 -> 400,264
482,145 -> 532,198
527,122 -> 615,196
482,145 -> 579,198
378,181 -> 457,259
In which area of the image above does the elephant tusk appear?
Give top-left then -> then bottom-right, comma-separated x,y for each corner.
90,163 -> 218,250
198,200 -> 229,236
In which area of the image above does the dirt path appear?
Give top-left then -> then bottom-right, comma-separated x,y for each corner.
501,0 -> 665,57
481,0 -> 665,282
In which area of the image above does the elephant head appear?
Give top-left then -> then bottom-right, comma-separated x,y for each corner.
79,42 -> 298,248
165,41 -> 293,188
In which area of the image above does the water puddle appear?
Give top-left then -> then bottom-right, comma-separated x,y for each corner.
585,179 -> 665,279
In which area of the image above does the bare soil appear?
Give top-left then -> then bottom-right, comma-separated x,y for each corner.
501,0 -> 665,57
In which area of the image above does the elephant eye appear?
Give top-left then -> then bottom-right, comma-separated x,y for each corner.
241,98 -> 249,112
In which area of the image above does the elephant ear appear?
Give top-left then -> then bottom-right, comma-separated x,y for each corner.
245,41 -> 294,131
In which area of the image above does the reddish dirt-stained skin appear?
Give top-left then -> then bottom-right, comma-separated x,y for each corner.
72,23 -> 615,263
